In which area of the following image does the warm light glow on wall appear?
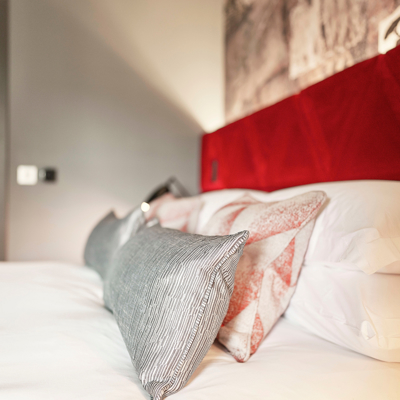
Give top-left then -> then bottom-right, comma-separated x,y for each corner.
55,0 -> 225,133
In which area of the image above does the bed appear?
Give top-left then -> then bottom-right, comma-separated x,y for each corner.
2,261 -> 399,400
2,47 -> 400,399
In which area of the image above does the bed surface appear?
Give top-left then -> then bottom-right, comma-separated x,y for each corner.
1,261 -> 399,400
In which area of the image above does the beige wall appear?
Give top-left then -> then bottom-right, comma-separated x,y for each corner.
56,0 -> 225,133
8,0 -> 224,263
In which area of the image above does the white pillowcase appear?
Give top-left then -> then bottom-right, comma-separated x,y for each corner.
284,263 -> 400,362
196,181 -> 400,275
197,180 -> 400,361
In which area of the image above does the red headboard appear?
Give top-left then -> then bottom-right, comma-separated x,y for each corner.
201,46 -> 400,193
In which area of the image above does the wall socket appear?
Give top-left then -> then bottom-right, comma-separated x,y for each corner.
39,168 -> 57,182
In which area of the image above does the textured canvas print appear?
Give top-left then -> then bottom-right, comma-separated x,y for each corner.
225,0 -> 400,122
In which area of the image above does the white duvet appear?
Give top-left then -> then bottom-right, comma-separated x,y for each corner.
1,262 -> 399,400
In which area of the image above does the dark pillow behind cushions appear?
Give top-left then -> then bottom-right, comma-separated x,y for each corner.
84,207 -> 145,279
104,225 -> 249,400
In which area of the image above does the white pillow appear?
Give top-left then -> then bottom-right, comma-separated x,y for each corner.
284,263 -> 400,362
197,181 -> 400,275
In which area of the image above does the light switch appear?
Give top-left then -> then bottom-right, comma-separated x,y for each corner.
17,165 -> 38,185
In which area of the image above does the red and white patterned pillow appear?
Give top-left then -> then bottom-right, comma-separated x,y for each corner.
146,194 -> 203,233
200,191 -> 327,362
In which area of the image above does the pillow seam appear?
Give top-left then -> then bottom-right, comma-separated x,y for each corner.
164,231 -> 249,395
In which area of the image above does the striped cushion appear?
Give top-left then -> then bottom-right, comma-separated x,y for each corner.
84,207 -> 144,279
104,225 -> 249,400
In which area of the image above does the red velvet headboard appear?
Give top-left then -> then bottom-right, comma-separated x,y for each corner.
201,46 -> 400,193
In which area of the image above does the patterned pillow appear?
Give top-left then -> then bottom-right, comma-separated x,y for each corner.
200,191 -> 327,362
104,225 -> 249,400
146,193 -> 203,233
84,207 -> 144,279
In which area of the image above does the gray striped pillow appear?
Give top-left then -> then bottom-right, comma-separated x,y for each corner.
104,225 -> 249,400
84,207 -> 145,279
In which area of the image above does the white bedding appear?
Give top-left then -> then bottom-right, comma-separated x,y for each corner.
1,262 -> 399,400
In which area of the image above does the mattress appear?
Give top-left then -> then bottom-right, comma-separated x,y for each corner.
1,262 -> 399,400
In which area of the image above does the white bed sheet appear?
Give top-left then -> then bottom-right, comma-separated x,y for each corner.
1,262 -> 399,400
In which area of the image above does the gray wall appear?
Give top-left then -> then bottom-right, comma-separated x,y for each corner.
8,0 -> 213,263
0,0 -> 7,261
